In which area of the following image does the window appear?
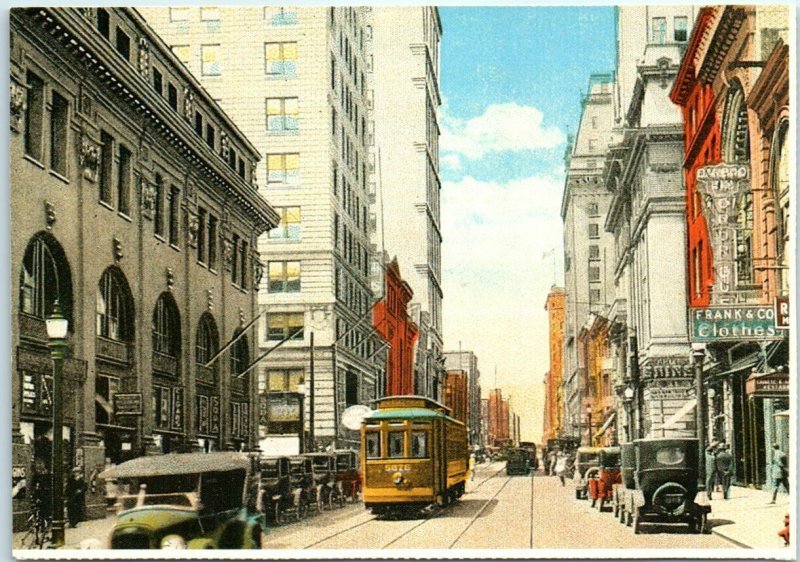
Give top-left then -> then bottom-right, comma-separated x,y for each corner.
589,266 -> 601,282
265,42 -> 297,76
168,186 -> 180,246
49,91 -> 69,176
411,431 -> 428,458
167,84 -> 178,110
171,45 -> 190,65
267,369 -> 304,391
154,174 -> 165,237
117,145 -> 131,215
588,139 -> 597,151
201,44 -> 221,76
590,289 -> 601,303
169,7 -> 190,21
231,234 -> 239,282
239,240 -> 248,289
268,261 -> 300,293
674,16 -> 688,42
267,313 -> 304,341
194,111 -> 203,136
652,17 -> 667,44
195,315 -> 218,376
266,6 -> 298,26
266,97 -> 299,132
20,236 -> 64,319
200,7 -> 220,31
365,431 -> 381,459
588,202 -> 599,216
197,207 -> 207,263
97,8 -> 110,39
97,269 -> 130,341
152,68 -> 163,96
24,71 -> 44,161
228,148 -> 237,170
230,334 -> 250,380
205,123 -> 215,150
589,245 -> 600,260
588,223 -> 599,238
591,116 -> 598,129
115,28 -> 130,60
99,131 -> 114,205
152,293 -> 180,357
207,215 -> 218,269
269,207 -> 301,241
266,153 -> 299,185
388,431 -> 404,458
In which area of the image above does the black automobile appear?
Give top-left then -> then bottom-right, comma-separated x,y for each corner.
573,446 -> 601,499
505,448 -> 531,476
305,453 -> 344,509
289,456 -> 318,516
101,452 -> 264,550
260,456 -> 304,524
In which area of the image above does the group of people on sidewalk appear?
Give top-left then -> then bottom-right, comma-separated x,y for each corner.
546,449 -> 574,486
705,441 -> 790,503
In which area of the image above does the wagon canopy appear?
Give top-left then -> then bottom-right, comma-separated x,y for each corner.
99,452 -> 252,479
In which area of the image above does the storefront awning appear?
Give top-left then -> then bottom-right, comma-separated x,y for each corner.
594,412 -> 616,439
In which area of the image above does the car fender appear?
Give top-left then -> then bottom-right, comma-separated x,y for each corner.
187,537 -> 216,549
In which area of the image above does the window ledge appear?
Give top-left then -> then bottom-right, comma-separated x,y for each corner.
23,154 -> 46,170
99,200 -> 115,212
118,212 -> 133,223
49,170 -> 70,185
169,243 -> 181,252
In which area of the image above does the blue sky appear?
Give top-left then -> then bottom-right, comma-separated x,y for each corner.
437,7 -> 616,441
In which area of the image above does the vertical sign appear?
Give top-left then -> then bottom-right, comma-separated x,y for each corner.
198,395 -> 209,434
210,396 -> 220,435
241,402 -> 250,438
232,402 -> 241,437
171,387 -> 183,431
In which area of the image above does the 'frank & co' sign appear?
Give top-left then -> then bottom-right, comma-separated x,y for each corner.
690,305 -> 785,342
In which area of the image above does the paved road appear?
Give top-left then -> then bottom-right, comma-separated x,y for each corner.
261,461 -> 733,550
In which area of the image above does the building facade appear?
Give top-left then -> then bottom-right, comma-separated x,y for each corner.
141,7 -> 383,449
443,349 -> 482,446
444,370 -> 468,425
542,287 -> 565,441
669,5 -> 790,488
10,7 -> 278,529
371,7 -> 444,401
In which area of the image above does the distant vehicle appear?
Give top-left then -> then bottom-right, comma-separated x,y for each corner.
587,446 -> 621,511
101,452 -> 264,550
304,452 -> 345,510
288,456 -> 317,517
519,441 -> 539,471
573,446 -> 601,499
333,450 -> 361,503
361,395 -> 469,515
259,456 -> 304,524
505,448 -> 532,476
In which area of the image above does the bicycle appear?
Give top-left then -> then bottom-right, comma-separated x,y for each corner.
19,496 -> 51,549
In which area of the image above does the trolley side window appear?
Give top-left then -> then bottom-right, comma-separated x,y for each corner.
387,431 -> 405,458
410,431 -> 428,458
365,432 -> 381,459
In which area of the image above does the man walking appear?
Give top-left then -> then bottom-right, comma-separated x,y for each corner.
715,442 -> 734,499
770,443 -> 789,504
704,442 -> 717,500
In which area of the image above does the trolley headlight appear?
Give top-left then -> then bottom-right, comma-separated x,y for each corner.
160,534 -> 187,550
392,472 -> 404,486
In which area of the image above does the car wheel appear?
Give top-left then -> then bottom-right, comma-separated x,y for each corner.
274,501 -> 283,525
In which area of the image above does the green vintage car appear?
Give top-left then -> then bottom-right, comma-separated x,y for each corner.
100,452 -> 265,550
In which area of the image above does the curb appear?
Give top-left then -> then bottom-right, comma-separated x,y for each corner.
711,528 -> 753,549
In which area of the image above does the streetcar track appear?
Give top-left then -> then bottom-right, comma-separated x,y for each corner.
447,474 -> 513,548
529,472 -> 535,548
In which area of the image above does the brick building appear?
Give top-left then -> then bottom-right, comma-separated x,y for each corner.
542,287 -> 565,441
443,370 -> 468,425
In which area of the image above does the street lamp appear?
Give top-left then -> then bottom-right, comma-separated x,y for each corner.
297,383 -> 306,453
623,386 -> 635,442
45,301 -> 69,548
691,343 -> 707,493
585,404 -> 593,447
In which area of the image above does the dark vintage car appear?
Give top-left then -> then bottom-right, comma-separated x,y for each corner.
588,446 -> 621,511
573,446 -> 601,499
613,442 -> 636,521
260,456 -> 304,524
100,452 -> 264,550
334,450 -> 361,502
305,452 -> 344,509
289,456 -> 319,515
505,448 -> 532,476
622,438 -> 711,534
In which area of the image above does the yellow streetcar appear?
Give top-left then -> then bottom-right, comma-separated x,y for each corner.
360,396 -> 469,515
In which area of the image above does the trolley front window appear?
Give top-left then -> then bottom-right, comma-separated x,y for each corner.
388,431 -> 405,458
366,432 -> 381,459
411,431 -> 428,458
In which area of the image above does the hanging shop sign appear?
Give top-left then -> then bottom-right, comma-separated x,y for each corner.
113,393 -> 143,416
745,371 -> 789,397
775,296 -> 789,329
690,305 -> 784,342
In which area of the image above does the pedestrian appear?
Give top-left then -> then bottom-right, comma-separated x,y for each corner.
778,513 -> 790,546
715,443 -> 734,499
67,466 -> 86,528
704,442 -> 717,500
555,451 -> 568,486
468,452 -> 476,481
770,443 -> 789,504
548,450 -> 557,477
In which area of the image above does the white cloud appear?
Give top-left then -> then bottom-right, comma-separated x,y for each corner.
440,173 -> 565,442
441,103 -> 565,160
441,153 -> 462,171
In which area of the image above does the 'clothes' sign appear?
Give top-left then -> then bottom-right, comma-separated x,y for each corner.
690,306 -> 784,342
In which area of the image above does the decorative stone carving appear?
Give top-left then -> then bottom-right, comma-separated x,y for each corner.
239,308 -> 245,327
222,237 -> 235,271
250,162 -> 259,189
77,7 -> 96,20
207,290 -> 214,311
183,87 -> 194,121
254,257 -> 264,286
140,178 -> 156,219
44,201 -> 56,230
10,80 -> 26,132
166,267 -> 175,290
187,211 -> 199,248
138,38 -> 150,79
79,137 -> 100,182
112,238 -> 123,262
220,132 -> 230,160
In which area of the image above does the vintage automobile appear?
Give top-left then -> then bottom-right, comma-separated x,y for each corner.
613,442 -> 636,521
100,452 -> 264,550
519,442 -> 539,471
305,452 -> 344,510
260,456 -> 305,524
573,446 -> 601,499
622,438 -> 711,534
289,456 -> 319,516
334,450 -> 362,502
505,448 -> 532,476
587,446 -> 621,511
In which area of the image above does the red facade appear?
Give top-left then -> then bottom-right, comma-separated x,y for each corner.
444,370 -> 468,424
669,8 -> 721,308
373,258 -> 419,396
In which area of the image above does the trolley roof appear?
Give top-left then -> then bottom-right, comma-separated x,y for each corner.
365,407 -> 449,421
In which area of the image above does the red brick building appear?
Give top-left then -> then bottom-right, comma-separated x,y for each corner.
488,388 -> 510,447
373,258 -> 418,396
444,370 -> 468,424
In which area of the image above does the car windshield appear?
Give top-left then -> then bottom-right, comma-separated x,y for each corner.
117,492 -> 198,512
261,463 -> 279,478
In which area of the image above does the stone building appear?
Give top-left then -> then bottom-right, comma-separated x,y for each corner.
542,287 -> 565,442
10,7 -> 278,529
443,349 -> 482,446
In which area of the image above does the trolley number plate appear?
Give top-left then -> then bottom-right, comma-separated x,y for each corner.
384,465 -> 411,473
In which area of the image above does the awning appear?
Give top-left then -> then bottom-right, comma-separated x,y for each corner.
594,412 -> 616,439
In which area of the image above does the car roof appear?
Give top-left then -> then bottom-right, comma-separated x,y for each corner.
99,452 -> 252,479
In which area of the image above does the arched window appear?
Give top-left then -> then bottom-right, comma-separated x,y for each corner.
230,332 -> 250,391
19,233 -> 72,323
195,313 -> 219,385
97,268 -> 133,341
152,293 -> 181,356
772,119 -> 790,293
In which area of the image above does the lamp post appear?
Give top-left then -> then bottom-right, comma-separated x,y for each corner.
297,383 -> 306,453
585,404 -> 593,447
45,302 -> 69,548
691,343 -> 707,493
623,386 -> 635,442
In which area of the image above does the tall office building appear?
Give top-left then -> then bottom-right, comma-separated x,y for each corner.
142,7 -> 381,448
371,7 -> 444,400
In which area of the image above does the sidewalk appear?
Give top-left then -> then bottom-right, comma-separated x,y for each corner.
706,485 -> 790,549
12,515 -> 115,550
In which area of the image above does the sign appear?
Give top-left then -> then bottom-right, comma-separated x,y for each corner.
690,306 -> 784,342
210,396 -> 220,434
267,393 -> 301,423
746,371 -> 789,397
775,296 -> 789,329
114,393 -> 143,416
198,395 -> 210,434
640,358 -> 693,380
171,388 -> 183,431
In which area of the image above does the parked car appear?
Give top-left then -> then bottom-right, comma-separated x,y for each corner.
334,450 -> 361,502
573,446 -> 601,499
613,442 -> 635,521
588,446 -> 621,511
101,452 -> 264,550
289,456 -> 318,516
260,456 -> 304,524
305,453 -> 343,509
505,448 -> 532,476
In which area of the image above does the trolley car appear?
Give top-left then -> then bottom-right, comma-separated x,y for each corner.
361,396 -> 469,515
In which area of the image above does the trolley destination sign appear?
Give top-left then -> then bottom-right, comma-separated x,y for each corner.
690,305 -> 784,342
